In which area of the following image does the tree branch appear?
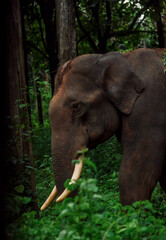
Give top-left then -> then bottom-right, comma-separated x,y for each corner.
27,42 -> 48,59
135,11 -> 149,30
111,29 -> 157,38
128,7 -> 146,30
36,15 -> 48,52
75,7 -> 98,52
104,1 -> 111,39
90,2 -> 102,41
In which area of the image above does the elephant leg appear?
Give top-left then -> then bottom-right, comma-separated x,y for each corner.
159,163 -> 166,193
118,144 -> 164,205
119,165 -> 156,205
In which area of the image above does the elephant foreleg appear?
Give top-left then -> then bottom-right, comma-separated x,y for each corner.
119,145 -> 165,205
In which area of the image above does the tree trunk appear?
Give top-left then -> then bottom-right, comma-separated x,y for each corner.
156,17 -> 165,48
39,0 -> 59,94
36,81 -> 43,125
4,0 -> 39,218
152,0 -> 165,48
164,7 -> 166,47
1,1 -> 8,237
56,0 -> 77,65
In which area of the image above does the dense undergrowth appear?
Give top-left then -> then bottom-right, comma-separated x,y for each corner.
7,123 -> 166,239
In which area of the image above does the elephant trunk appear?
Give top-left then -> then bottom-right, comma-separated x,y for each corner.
40,135 -> 84,211
40,157 -> 83,211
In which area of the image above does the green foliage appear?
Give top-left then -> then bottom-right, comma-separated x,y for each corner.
7,137 -> 166,240
24,0 -> 48,71
77,0 -> 164,54
6,190 -> 31,221
56,187 -> 166,240
29,72 -> 52,127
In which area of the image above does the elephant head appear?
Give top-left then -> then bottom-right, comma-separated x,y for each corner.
41,52 -> 144,210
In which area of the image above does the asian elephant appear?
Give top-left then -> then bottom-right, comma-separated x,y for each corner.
41,48 -> 166,210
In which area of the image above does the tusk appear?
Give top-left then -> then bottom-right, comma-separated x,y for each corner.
56,156 -> 83,202
40,186 -> 58,211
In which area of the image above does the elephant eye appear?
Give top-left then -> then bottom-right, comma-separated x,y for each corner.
73,103 -> 80,109
72,102 -> 86,117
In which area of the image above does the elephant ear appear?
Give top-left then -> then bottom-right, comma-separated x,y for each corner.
54,60 -> 72,94
101,52 -> 144,115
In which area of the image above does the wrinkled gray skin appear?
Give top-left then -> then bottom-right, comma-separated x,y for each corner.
49,49 -> 166,205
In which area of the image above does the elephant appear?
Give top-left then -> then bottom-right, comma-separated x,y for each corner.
41,48 -> 166,211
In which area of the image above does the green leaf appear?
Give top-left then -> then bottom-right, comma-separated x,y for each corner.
72,159 -> 80,164
85,158 -> 97,172
15,185 -> 24,193
19,103 -> 28,109
64,179 -> 78,191
19,124 -> 25,129
22,197 -> 31,204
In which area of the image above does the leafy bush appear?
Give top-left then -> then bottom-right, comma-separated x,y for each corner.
7,137 -> 166,240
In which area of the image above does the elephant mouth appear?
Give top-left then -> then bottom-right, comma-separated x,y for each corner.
40,156 -> 83,211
